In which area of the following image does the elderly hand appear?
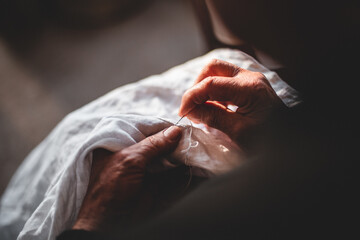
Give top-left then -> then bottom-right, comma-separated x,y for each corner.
72,126 -> 182,232
179,59 -> 282,142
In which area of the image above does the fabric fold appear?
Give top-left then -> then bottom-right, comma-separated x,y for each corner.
0,48 -> 300,240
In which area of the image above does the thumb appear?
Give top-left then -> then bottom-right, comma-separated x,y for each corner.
121,126 -> 182,165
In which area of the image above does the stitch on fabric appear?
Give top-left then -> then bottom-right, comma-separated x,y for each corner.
174,117 -> 199,191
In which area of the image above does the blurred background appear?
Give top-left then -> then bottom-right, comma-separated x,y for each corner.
0,0 -> 207,196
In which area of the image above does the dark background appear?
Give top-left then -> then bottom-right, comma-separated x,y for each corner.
0,0 -> 206,196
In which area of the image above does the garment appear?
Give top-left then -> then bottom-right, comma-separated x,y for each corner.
0,48 -> 300,240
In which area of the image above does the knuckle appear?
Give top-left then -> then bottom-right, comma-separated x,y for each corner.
231,66 -> 241,76
114,151 -> 126,161
117,150 -> 146,171
253,84 -> 270,101
140,135 -> 165,156
190,77 -> 215,104
202,60 -> 217,75
206,59 -> 224,72
147,135 -> 161,151
182,88 -> 192,100
116,149 -> 132,164
247,72 -> 269,92
202,59 -> 242,79
255,71 -> 267,80
209,58 -> 220,66
117,147 -> 133,158
256,72 -> 269,84
202,76 -> 215,88
253,79 -> 267,91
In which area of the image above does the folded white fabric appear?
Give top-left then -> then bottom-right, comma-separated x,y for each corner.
0,48 -> 300,240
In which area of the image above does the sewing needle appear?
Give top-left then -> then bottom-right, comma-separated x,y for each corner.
175,115 -> 185,126
175,106 -> 197,126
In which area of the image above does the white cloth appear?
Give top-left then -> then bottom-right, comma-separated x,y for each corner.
0,48 -> 300,240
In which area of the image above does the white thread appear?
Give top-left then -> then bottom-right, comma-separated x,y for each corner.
190,141 -> 199,148
176,118 -> 199,165
174,117 -> 199,191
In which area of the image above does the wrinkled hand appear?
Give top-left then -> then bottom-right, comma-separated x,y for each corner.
72,126 -> 182,232
179,59 -> 282,141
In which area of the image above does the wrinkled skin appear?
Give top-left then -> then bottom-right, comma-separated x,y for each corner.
73,59 -> 282,233
73,126 -> 183,232
179,59 -> 282,142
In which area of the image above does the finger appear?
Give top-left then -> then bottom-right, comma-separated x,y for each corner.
179,76 -> 253,116
186,101 -> 243,137
213,101 -> 233,109
194,59 -> 240,84
121,126 -> 182,165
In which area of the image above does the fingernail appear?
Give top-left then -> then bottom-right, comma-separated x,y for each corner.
163,126 -> 182,140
